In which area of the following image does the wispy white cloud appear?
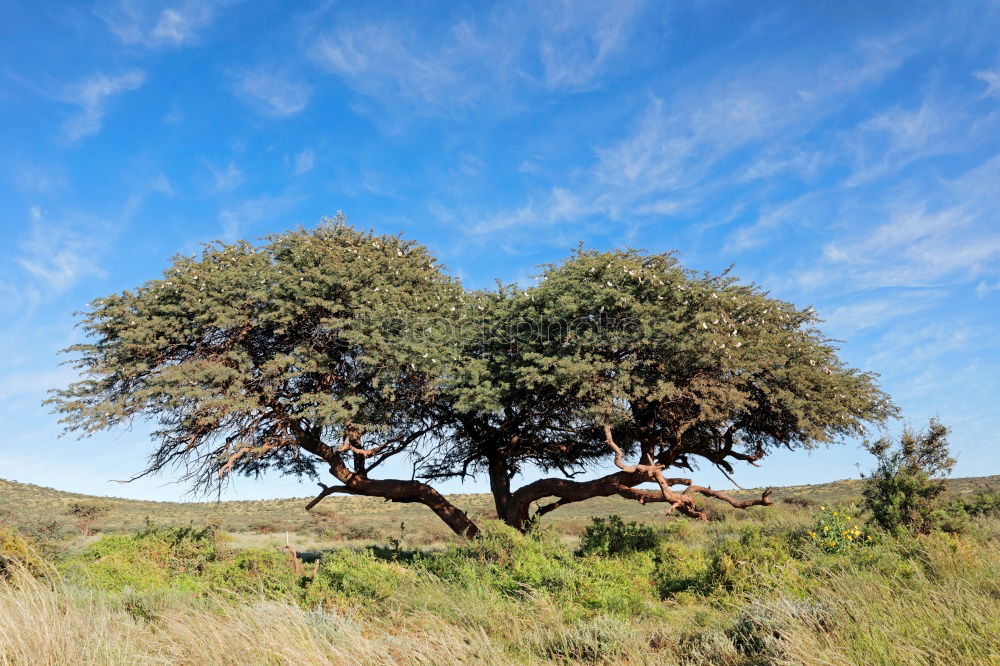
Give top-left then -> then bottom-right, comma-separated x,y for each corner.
842,99 -> 987,186
809,150 -> 1000,291
231,69 -> 312,117
9,162 -> 70,193
462,29 -> 913,245
14,208 -> 109,296
204,159 -> 243,191
218,191 -> 302,241
975,69 -> 1000,97
97,0 -> 229,47
975,280 -> 1000,297
818,291 -> 945,338
534,0 -> 644,90
61,70 -> 145,142
309,0 -> 646,118
291,148 -> 314,175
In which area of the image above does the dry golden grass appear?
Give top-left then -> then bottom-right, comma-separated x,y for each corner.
0,566 -> 515,666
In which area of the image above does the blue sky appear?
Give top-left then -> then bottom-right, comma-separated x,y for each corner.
2,1 -> 999,501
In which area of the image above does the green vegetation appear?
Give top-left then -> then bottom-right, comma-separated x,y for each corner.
2,476 -> 999,664
863,419 -> 956,535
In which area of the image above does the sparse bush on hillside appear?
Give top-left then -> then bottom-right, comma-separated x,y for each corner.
66,502 -> 109,537
576,515 -> 661,557
949,489 -> 1000,519
863,419 -> 955,535
782,495 -> 817,508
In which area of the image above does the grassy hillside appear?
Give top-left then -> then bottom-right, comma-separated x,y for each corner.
3,474 -> 997,548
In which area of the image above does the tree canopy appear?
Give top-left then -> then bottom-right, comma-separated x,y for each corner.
49,221 -> 896,537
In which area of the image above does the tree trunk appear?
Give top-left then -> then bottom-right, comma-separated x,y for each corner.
486,451 -> 513,524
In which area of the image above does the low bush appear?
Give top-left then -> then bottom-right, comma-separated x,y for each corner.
204,548 -> 301,599
422,523 -> 659,617
0,528 -> 46,578
303,548 -> 417,607
804,505 -> 870,554
701,528 -> 799,595
576,515 -> 661,557
64,525 -> 222,593
652,541 -> 709,598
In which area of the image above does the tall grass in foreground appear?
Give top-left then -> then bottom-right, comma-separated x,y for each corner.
0,566 -> 509,666
3,515 -> 1000,665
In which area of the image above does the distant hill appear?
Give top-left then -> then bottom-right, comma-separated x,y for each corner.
2,475 -> 998,543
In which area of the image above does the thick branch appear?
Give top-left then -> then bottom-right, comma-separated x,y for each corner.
299,433 -> 479,538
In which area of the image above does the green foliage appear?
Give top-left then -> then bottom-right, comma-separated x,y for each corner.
702,528 -> 798,594
576,515 -> 661,557
303,549 -> 417,607
203,549 -> 300,599
0,528 -> 46,578
501,248 -> 895,463
805,505 -> 869,554
949,489 -> 1000,518
65,525 -> 220,593
47,218 -> 466,493
863,419 -> 955,535
422,523 -> 658,617
652,541 -> 710,598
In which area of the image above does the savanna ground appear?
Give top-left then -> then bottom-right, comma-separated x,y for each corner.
2,476 -> 999,665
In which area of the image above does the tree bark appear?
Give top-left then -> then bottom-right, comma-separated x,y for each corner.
502,469 -> 772,531
300,435 -> 480,538
487,449 -> 513,523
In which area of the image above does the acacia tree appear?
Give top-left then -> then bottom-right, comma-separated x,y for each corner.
432,249 -> 897,530
48,219 -> 479,537
50,222 -> 896,539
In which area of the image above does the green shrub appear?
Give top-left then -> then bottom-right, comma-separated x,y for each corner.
0,527 -> 46,578
577,515 -> 661,557
804,505 -> 870,554
862,419 -> 955,535
950,489 -> 1000,518
702,528 -> 799,594
65,524 -> 219,593
421,523 -> 659,617
303,548 -> 417,608
204,549 -> 301,599
653,541 -> 709,598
